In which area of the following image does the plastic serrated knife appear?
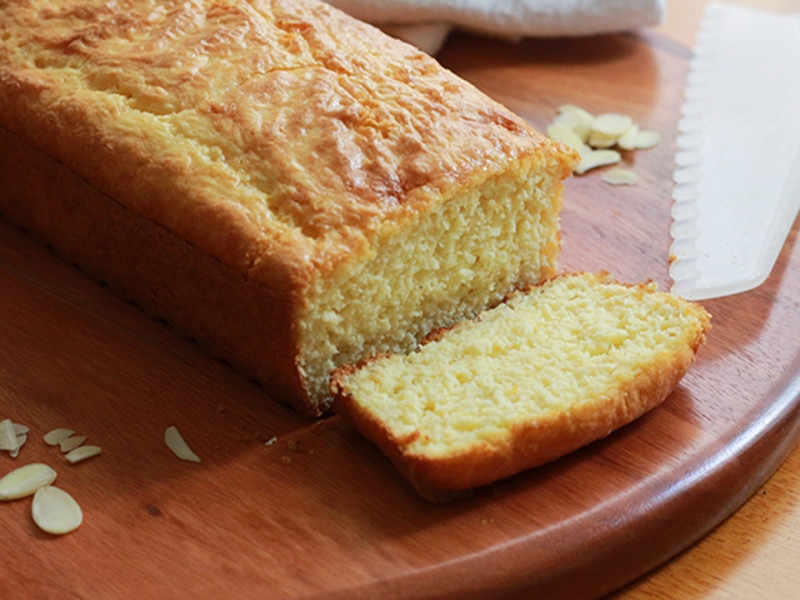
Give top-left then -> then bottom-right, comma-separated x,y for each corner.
669,2 -> 800,301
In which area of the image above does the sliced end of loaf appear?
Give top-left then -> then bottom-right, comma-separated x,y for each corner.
331,272 -> 711,500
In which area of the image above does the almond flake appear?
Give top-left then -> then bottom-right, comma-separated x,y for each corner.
64,445 -> 102,464
602,168 -> 639,186
546,122 -> 584,151
591,113 -> 634,137
31,485 -> 83,535
617,125 -> 641,151
59,435 -> 87,453
634,129 -> 661,149
10,432 -> 27,458
43,428 -> 75,446
557,104 -> 593,118
575,149 -> 622,175
164,426 -> 201,463
587,129 -> 619,149
0,463 -> 58,500
0,419 -> 19,453
556,104 -> 594,141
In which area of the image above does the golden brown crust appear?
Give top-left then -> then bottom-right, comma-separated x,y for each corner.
0,0 -> 565,276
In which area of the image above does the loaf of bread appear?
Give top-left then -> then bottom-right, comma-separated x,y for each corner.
331,273 -> 711,500
0,0 -> 577,417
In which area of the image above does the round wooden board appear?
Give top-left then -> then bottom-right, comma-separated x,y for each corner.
1,32 -> 798,600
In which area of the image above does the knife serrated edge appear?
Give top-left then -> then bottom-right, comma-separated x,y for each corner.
668,3 -> 725,295
669,3 -> 800,300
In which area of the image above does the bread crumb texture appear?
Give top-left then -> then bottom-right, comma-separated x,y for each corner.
332,273 -> 710,498
298,160 -> 566,408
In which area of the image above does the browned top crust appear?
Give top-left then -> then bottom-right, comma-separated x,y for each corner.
0,0 -> 566,297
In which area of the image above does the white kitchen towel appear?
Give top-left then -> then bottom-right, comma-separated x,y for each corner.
326,0 -> 666,53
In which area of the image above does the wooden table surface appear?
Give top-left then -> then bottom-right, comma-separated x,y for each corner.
0,1 -> 798,599
615,1 -> 800,598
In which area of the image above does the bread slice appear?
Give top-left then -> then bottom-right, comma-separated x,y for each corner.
331,273 -> 711,500
0,0 -> 576,417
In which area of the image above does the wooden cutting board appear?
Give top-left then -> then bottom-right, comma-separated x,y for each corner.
1,31 -> 799,600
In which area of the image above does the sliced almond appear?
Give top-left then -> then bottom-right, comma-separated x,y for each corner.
64,445 -> 102,464
12,423 -> 30,436
0,419 -> 19,453
43,428 -> 75,446
59,435 -> 87,453
555,104 -> 594,141
0,463 -> 58,500
31,485 -> 83,535
546,122 -> 584,151
575,149 -> 622,175
616,125 -> 641,151
602,168 -> 639,186
591,113 -> 634,137
634,129 -> 661,149
587,129 -> 619,149
10,432 -> 27,458
164,426 -> 201,463
557,103 -> 593,118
